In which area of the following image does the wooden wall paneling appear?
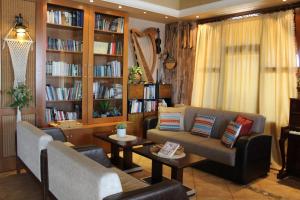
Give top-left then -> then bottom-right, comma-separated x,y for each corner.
1,0 -> 36,108
164,22 -> 197,105
2,114 -> 35,157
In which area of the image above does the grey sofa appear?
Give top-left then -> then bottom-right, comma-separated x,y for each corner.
144,106 -> 272,184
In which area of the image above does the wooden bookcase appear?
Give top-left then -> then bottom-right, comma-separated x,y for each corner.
36,0 -> 128,127
127,83 -> 172,137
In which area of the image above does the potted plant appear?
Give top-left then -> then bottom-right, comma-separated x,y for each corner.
98,101 -> 110,117
116,122 -> 127,137
129,65 -> 143,84
7,84 -> 32,122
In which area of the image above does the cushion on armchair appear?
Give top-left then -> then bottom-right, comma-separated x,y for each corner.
235,115 -> 253,136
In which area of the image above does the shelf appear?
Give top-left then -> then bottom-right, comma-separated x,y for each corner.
46,100 -> 82,103
128,112 -> 143,115
94,98 -> 122,101
47,76 -> 82,78
47,23 -> 83,30
94,53 -> 122,57
144,99 -> 156,101
94,76 -> 122,79
94,29 -> 123,35
47,49 -> 83,54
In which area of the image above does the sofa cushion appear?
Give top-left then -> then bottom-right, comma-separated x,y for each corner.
221,121 -> 242,148
191,114 -> 216,137
159,112 -> 184,131
157,106 -> 186,129
184,107 -> 265,138
147,129 -> 208,148
17,121 -> 53,181
47,141 -> 123,200
235,115 -> 253,136
111,167 -> 148,192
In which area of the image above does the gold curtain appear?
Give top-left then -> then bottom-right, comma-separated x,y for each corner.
192,10 -> 298,166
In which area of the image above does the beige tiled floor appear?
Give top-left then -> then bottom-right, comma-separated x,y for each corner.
130,153 -> 300,200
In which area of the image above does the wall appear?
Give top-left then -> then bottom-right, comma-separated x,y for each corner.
128,17 -> 165,82
0,0 -> 36,172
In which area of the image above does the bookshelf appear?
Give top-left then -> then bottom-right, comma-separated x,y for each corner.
127,83 -> 172,137
88,7 -> 128,124
36,0 -> 128,127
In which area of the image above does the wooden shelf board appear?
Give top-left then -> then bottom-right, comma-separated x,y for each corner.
93,76 -> 123,79
94,29 -> 123,35
47,76 -> 82,78
47,49 -> 83,54
47,23 -> 83,30
94,98 -> 122,101
46,100 -> 82,103
94,53 -> 122,57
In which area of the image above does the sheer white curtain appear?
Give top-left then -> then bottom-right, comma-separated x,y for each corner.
192,10 -> 298,165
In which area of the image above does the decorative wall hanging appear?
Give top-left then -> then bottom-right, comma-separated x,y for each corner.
163,52 -> 176,70
155,28 -> 161,54
3,14 -> 33,87
130,27 -> 157,83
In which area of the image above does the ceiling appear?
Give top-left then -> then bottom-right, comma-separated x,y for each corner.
75,0 -> 300,23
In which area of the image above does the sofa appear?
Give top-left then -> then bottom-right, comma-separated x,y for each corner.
46,141 -> 188,200
17,121 -> 188,200
144,106 -> 272,184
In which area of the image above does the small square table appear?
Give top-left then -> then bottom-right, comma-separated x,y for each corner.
93,132 -> 153,173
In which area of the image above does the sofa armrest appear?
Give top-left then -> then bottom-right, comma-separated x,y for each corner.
73,145 -> 112,168
103,180 -> 188,200
143,116 -> 158,138
235,133 -> 272,184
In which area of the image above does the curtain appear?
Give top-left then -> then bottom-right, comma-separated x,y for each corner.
259,10 -> 298,164
191,22 -> 222,108
192,10 -> 298,166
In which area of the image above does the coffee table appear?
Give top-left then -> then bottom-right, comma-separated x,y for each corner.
93,132 -> 153,173
133,145 -> 204,196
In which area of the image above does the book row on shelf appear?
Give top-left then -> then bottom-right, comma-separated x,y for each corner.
93,82 -> 122,99
46,81 -> 82,101
94,60 -> 121,77
48,37 -> 83,52
45,108 -> 79,122
46,61 -> 82,77
94,41 -> 122,55
144,85 -> 156,99
47,9 -> 83,27
95,14 -> 124,33
129,100 -> 157,114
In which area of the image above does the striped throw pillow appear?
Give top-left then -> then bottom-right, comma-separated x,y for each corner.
221,121 -> 242,148
159,112 -> 184,131
191,115 -> 216,137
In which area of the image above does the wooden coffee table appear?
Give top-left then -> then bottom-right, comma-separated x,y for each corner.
133,145 -> 204,196
93,133 -> 153,173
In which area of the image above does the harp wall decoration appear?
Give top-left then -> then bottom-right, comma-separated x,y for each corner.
130,27 -> 158,83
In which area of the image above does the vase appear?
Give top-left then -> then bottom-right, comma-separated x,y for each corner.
117,129 -> 126,137
16,106 -> 22,122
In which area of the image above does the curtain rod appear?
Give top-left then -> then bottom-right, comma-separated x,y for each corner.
197,2 -> 300,24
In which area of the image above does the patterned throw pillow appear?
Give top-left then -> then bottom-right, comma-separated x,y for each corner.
235,115 -> 253,136
159,112 -> 184,131
156,106 -> 186,129
221,121 -> 242,148
191,115 -> 216,137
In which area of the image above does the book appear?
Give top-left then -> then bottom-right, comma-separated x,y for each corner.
158,141 -> 180,158
47,9 -> 83,27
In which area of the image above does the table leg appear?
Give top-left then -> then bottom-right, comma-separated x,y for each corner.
171,167 -> 183,182
123,148 -> 133,170
110,144 -> 120,165
152,160 -> 163,184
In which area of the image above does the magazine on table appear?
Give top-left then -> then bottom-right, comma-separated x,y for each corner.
158,141 -> 180,158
